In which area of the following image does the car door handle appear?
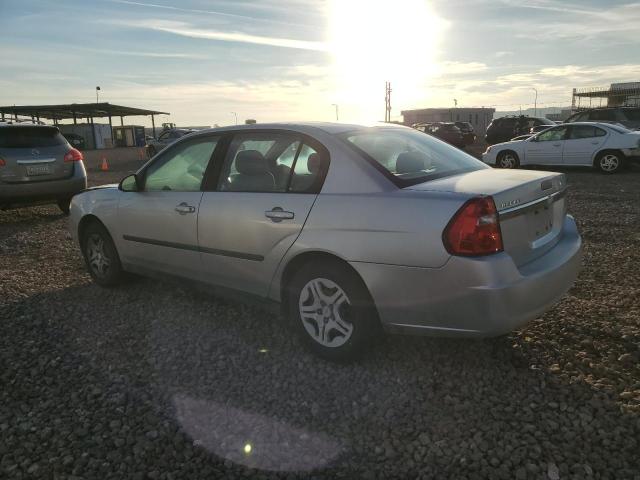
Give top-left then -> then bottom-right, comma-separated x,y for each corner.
175,202 -> 196,214
591,141 -> 600,145
265,207 -> 294,222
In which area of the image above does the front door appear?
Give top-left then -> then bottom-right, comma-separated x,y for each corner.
524,125 -> 568,165
118,134 -> 220,279
197,131 -> 328,296
563,125 -> 608,166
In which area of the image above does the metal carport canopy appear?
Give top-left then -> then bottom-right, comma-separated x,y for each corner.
0,102 -> 168,120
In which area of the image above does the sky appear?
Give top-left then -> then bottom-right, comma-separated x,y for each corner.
1,0 -> 639,126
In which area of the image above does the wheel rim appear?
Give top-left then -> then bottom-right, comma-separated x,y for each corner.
499,153 -> 516,168
600,154 -> 619,172
298,278 -> 354,348
86,233 -> 111,278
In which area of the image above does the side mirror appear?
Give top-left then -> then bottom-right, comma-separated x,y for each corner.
119,173 -> 140,192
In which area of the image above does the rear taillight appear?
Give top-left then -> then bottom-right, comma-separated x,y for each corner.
64,148 -> 84,163
443,196 -> 503,256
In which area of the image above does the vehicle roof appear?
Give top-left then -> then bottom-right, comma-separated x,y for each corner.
193,121 -> 408,136
571,106 -> 640,111
0,122 -> 57,128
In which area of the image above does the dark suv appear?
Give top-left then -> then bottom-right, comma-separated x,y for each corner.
485,115 -> 556,145
454,121 -> 476,145
413,122 -> 466,148
0,123 -> 87,213
565,107 -> 640,130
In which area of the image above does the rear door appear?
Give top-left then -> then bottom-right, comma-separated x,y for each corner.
117,134 -> 220,279
524,125 -> 568,165
563,125 -> 608,165
0,126 -> 71,184
197,130 -> 328,297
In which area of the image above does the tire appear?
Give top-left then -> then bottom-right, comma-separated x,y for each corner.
57,198 -> 71,214
595,151 -> 624,174
497,151 -> 520,169
286,260 -> 380,362
81,222 -> 125,287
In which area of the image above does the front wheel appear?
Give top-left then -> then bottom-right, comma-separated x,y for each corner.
497,151 -> 519,169
596,151 -> 624,174
287,261 -> 379,362
81,222 -> 125,286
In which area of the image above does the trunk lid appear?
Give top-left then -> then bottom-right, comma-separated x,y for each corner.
406,169 -> 568,266
0,126 -> 73,183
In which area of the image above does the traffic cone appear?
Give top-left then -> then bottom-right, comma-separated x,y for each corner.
100,155 -> 109,171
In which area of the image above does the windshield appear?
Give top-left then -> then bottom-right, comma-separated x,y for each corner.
340,127 -> 488,186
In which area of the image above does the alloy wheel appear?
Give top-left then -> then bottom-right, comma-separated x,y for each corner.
86,233 -> 111,278
499,153 -> 517,168
600,154 -> 619,172
298,278 -> 354,348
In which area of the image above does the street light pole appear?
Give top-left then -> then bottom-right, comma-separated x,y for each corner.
231,112 -> 238,125
532,88 -> 538,116
96,86 -> 101,103
331,104 -> 339,121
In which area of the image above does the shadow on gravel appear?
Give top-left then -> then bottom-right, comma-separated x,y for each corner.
2,279 -> 639,479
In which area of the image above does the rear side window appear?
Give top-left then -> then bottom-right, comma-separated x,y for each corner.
590,110 -> 616,121
341,128 -> 487,187
569,125 -> 607,139
218,133 -> 327,193
0,127 -> 66,148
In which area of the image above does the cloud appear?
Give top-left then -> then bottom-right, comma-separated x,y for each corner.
112,19 -> 328,51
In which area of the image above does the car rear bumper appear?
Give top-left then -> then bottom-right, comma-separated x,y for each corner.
351,215 -> 582,337
0,161 -> 87,204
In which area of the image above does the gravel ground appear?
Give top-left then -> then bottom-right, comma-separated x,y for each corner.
1,162 -> 639,479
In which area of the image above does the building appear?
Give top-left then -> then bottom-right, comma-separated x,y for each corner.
572,82 -> 640,110
401,107 -> 496,136
546,109 -> 573,122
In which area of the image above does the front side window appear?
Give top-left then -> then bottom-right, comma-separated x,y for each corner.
144,136 -> 218,191
341,127 -> 487,186
536,127 -> 567,142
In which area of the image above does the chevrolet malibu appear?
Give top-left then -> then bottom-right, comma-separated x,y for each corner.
70,123 -> 582,361
482,122 -> 640,173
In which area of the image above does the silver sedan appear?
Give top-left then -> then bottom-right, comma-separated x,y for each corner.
69,123 -> 582,361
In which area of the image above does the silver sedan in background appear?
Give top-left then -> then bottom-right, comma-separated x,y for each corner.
69,122 -> 582,361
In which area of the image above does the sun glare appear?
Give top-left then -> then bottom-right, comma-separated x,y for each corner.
328,0 -> 446,121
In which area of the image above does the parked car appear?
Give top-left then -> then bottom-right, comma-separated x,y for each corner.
482,122 -> 640,173
565,107 -> 640,130
511,134 -> 533,141
70,122 -> 581,361
454,121 -> 477,146
0,124 -> 87,213
529,124 -> 554,134
485,116 -> 556,145
145,128 -> 194,158
413,122 -> 466,148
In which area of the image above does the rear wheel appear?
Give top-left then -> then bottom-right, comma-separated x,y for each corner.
81,222 -> 125,286
497,151 -> 519,169
596,151 -> 624,174
287,261 -> 379,362
57,198 -> 71,214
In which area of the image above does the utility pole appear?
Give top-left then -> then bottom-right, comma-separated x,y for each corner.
384,82 -> 392,122
532,88 -> 538,116
331,103 -> 339,121
230,112 -> 238,125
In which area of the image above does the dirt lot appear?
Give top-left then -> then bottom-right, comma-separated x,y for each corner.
1,157 -> 639,479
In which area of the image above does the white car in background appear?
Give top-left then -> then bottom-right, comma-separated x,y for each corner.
482,122 -> 640,173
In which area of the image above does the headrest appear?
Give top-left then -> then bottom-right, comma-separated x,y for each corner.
236,150 -> 269,175
307,153 -> 323,173
396,151 -> 426,174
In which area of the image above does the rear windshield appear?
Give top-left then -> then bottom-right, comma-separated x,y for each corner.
0,127 -> 67,148
340,128 -> 488,187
